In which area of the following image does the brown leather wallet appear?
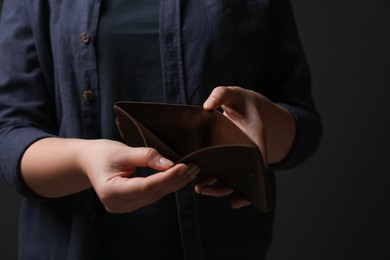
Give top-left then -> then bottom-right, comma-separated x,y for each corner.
114,101 -> 271,212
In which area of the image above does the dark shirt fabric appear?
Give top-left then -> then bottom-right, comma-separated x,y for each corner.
98,0 -> 164,139
97,1 -> 183,258
0,0 -> 322,259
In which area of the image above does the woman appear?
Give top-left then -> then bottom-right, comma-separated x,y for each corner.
0,0 -> 321,259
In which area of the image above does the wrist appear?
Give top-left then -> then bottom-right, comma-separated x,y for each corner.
21,137 -> 93,198
74,139 -> 105,181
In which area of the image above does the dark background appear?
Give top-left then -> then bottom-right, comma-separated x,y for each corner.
1,0 -> 389,259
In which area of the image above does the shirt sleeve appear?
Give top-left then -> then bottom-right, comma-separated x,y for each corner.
261,0 -> 322,170
0,0 -> 57,198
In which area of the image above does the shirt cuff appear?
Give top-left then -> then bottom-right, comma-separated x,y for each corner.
268,103 -> 322,171
0,127 -> 55,199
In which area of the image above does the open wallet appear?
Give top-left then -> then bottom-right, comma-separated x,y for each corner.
113,101 -> 271,213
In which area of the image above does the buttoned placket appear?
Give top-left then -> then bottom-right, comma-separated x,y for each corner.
159,2 -> 204,259
159,0 -> 188,104
80,32 -> 93,103
77,0 -> 101,140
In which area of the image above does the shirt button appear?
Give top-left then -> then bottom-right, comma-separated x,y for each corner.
80,33 -> 91,44
82,90 -> 94,101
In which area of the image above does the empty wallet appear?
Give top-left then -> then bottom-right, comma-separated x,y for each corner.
114,101 -> 271,213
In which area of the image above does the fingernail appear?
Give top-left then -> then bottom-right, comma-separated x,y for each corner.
159,157 -> 174,167
186,164 -> 200,180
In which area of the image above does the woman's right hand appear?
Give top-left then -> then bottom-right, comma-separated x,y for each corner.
80,140 -> 199,213
21,138 -> 199,213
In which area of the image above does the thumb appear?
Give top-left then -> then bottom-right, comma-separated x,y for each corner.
203,86 -> 236,110
126,147 -> 174,171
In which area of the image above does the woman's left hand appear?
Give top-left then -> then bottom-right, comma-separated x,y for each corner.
203,86 -> 268,162
197,85 -> 296,209
196,86 -> 268,209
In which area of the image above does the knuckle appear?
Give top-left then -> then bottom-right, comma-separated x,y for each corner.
144,148 -> 159,161
213,86 -> 225,95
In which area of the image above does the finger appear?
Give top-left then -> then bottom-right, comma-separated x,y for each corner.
231,196 -> 251,209
146,163 -> 199,192
194,177 -> 218,193
197,182 -> 234,197
126,147 -> 174,171
104,164 -> 200,213
133,163 -> 200,203
203,86 -> 243,110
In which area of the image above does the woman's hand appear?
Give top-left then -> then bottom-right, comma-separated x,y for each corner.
22,138 -> 199,213
197,86 -> 266,209
197,86 -> 296,209
195,177 -> 251,209
80,140 -> 200,213
203,86 -> 268,163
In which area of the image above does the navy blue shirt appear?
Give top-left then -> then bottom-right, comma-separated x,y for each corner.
0,0 -> 322,259
98,0 -> 164,139
97,1 -> 183,258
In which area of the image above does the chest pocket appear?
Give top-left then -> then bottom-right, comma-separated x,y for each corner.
205,0 -> 269,42
204,0 -> 270,80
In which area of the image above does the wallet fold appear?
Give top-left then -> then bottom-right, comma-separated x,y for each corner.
114,101 -> 271,213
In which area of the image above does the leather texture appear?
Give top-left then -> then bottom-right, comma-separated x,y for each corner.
114,102 -> 271,212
